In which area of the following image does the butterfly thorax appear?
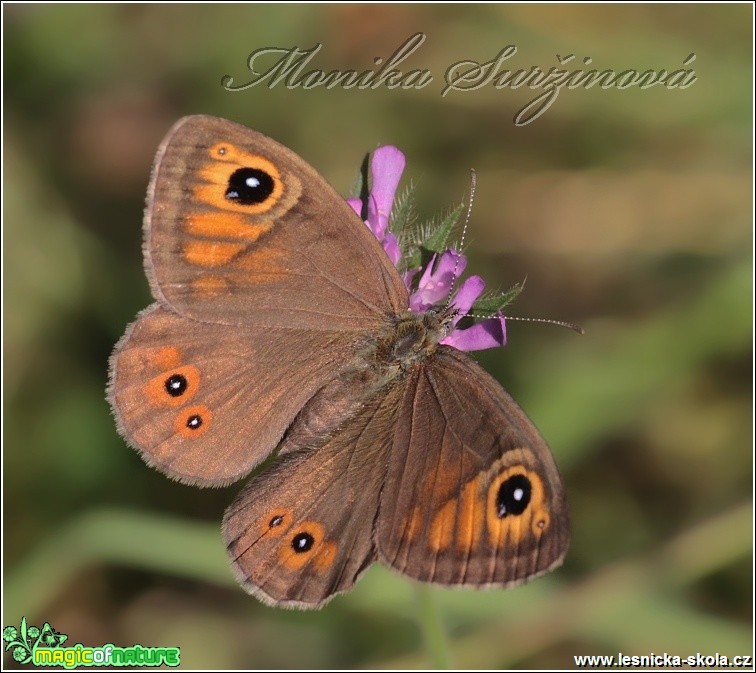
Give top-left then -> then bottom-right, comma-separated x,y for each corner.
370,308 -> 453,373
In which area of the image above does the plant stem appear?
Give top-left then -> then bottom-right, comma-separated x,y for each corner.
415,583 -> 452,669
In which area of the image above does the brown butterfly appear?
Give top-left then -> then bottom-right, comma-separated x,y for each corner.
108,115 -> 569,609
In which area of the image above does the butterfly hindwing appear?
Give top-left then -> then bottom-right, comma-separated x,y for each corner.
222,380 -> 406,608
376,347 -> 570,586
108,303 -> 364,486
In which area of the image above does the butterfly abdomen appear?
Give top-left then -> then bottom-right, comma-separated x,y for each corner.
277,367 -> 387,455
277,311 -> 445,457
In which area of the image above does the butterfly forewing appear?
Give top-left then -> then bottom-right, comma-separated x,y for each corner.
146,116 -> 408,330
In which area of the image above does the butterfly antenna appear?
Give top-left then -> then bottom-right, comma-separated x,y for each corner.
445,169 -> 476,308
505,316 -> 584,335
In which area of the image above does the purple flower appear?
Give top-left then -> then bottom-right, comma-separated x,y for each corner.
348,145 -> 405,266
409,250 -> 466,312
349,145 -> 507,352
440,293 -> 508,352
407,253 -> 506,350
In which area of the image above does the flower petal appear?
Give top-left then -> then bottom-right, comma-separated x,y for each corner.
409,250 -> 467,312
365,193 -> 386,238
402,266 -> 420,292
434,249 -> 467,283
383,232 -> 402,266
346,197 -> 363,219
448,274 -> 485,326
370,145 -> 405,225
440,315 -> 507,351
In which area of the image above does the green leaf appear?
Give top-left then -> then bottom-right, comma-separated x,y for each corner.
401,249 -> 422,273
395,201 -> 465,275
389,183 -> 418,240
20,617 -> 27,646
399,245 -> 441,278
422,203 -> 464,253
349,152 -> 371,205
471,284 -> 523,315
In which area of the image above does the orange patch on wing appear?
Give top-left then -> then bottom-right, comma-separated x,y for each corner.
429,500 -> 456,552
279,521 -> 326,572
403,507 -> 422,543
207,144 -> 279,176
195,147 -> 284,215
426,474 -> 487,554
174,405 -> 212,438
144,365 -> 200,407
430,457 -> 477,504
531,507 -> 550,536
485,465 -> 549,547
313,541 -> 337,573
183,212 -> 272,240
455,476 -> 484,553
259,507 -> 293,538
184,240 -> 246,267
151,347 -> 181,370
194,183 -> 283,215
235,246 -> 286,274
192,275 -> 230,297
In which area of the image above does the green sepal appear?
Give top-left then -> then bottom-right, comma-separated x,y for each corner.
390,183 -> 418,241
422,203 -> 464,253
394,198 -> 464,275
349,152 -> 371,209
471,283 -> 523,314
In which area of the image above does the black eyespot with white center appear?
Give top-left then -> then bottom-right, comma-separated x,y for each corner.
164,373 -> 188,397
496,474 -> 532,518
186,414 -> 203,430
225,167 -> 274,205
291,532 -> 314,553
269,515 -> 284,528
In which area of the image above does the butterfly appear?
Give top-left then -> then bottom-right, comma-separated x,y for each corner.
108,115 -> 569,609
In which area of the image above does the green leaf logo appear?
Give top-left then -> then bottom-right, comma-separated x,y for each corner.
3,616 -> 68,664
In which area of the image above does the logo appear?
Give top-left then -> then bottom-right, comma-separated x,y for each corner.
4,617 -> 180,669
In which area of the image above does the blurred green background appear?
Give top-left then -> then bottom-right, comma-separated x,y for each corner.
3,4 -> 752,669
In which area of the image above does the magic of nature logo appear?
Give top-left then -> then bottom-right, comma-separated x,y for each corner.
3,617 -> 180,669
